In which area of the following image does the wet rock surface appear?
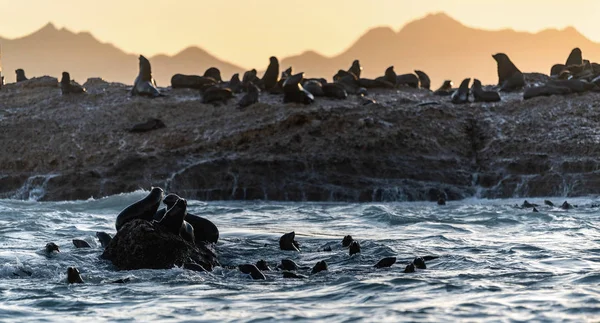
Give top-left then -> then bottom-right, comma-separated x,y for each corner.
1,80 -> 600,201
101,219 -> 219,270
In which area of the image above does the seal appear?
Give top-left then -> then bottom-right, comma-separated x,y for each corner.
278,259 -> 299,271
203,67 -> 222,83
550,64 -> 567,77
374,257 -> 396,268
414,70 -> 431,90
523,84 -> 571,100
228,73 -> 242,93
561,201 -> 574,210
131,55 -> 162,97
238,264 -> 266,280
283,72 -> 314,104
342,235 -> 353,247
171,74 -> 217,90
492,53 -> 524,91
471,79 -> 501,102
396,73 -> 419,88
238,82 -> 260,108
303,80 -> 324,96
437,196 -> 446,205
202,86 -> 233,104
451,78 -> 470,104
404,263 -> 415,273
115,187 -> 164,231
533,207 -> 539,213
262,56 -> 279,90
566,47 -> 583,67
158,193 -> 219,244
383,66 -> 397,84
256,260 -> 271,271
45,242 -> 60,253
72,239 -> 91,248
349,241 -> 361,256
129,118 -> 166,133
413,257 -> 427,269
67,267 -> 84,284
322,83 -> 348,99
279,231 -> 300,251
544,200 -> 554,207
60,72 -> 86,95
434,80 -> 453,96
348,59 -> 362,78
96,232 -> 112,248
311,260 -> 328,274
156,198 -> 188,235
15,69 -> 28,82
179,220 -> 195,244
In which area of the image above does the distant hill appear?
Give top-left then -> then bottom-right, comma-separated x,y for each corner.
1,14 -> 600,87
281,13 -> 600,86
0,23 -> 243,85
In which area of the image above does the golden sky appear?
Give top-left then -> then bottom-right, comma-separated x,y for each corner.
1,0 -> 598,69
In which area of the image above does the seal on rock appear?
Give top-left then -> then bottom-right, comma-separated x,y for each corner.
279,231 -> 300,251
451,78 -> 470,104
155,198 -> 187,235
131,55 -> 162,97
202,86 -> 233,104
238,82 -> 260,108
96,232 -> 112,248
322,83 -> 348,99
239,264 -> 266,280
171,74 -> 217,90
523,84 -> 571,100
414,70 -> 431,90
383,66 -> 397,84
115,187 -> 164,231
203,67 -> 222,83
15,69 -> 28,82
492,53 -> 524,91
262,56 -> 279,90
283,72 -> 314,104
303,80 -> 325,96
396,73 -> 419,88
348,60 -> 362,78
471,79 -> 501,102
566,48 -> 583,67
434,80 -> 453,96
157,193 -> 219,244
67,267 -> 84,284
227,73 -> 242,93
60,72 -> 86,95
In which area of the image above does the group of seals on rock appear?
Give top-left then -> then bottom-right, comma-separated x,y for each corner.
524,48 -> 600,100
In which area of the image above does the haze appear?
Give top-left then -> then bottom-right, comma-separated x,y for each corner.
2,0 -> 599,69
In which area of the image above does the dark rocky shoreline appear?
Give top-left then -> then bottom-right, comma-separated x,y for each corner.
1,77 -> 600,202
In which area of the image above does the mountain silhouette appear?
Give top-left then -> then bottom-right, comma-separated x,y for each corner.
1,14 -> 599,86
0,23 -> 243,85
282,13 -> 598,86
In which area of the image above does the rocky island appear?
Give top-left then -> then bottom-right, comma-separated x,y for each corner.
1,75 -> 599,202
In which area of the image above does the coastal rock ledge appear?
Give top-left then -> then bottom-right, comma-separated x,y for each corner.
1,80 -> 600,202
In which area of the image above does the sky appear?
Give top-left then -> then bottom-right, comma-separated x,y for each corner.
1,0 -> 599,69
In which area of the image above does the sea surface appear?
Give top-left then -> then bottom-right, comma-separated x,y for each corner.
1,191 -> 600,322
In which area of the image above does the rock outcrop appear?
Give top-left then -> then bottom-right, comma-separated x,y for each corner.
1,80 -> 600,201
101,219 -> 219,270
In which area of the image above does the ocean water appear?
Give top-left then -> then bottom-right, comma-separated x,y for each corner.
1,191 -> 600,322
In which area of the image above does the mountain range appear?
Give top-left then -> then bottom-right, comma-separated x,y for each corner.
1,13 -> 599,87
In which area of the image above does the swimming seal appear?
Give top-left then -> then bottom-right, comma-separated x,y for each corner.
278,259 -> 299,271
349,241 -> 361,256
544,200 -> 554,207
451,78 -> 470,104
128,118 -> 166,133
15,69 -> 28,82
471,79 -> 501,102
158,193 -> 219,244
156,198 -> 187,235
131,55 -> 162,97
413,257 -> 426,269
72,239 -> 91,248
374,257 -> 396,268
433,80 -> 453,96
262,56 -> 279,90
404,263 -> 415,273
283,72 -> 314,104
279,231 -> 300,251
311,260 -> 328,274
96,232 -> 112,248
203,67 -> 222,83
45,242 -> 60,253
533,207 -> 539,213
492,53 -> 524,91
67,267 -> 84,284
238,82 -> 260,108
561,201 -> 574,210
342,235 -> 353,247
256,260 -> 271,271
348,59 -> 362,78
115,187 -> 164,231
239,264 -> 266,280
60,72 -> 85,95
414,70 -> 431,90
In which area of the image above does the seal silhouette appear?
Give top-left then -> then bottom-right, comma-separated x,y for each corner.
115,187 -> 164,231
131,55 -> 162,97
